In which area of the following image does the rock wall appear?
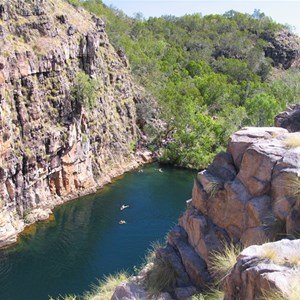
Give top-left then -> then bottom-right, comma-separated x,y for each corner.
0,0 -> 151,247
157,126 -> 300,299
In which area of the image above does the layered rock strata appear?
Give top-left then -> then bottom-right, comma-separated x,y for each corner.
0,0 -> 151,247
156,126 -> 300,299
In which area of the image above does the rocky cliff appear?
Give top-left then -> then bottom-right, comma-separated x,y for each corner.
0,0 -> 152,247
264,29 -> 300,69
113,125 -> 300,300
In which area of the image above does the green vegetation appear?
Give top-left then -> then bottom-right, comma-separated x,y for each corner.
71,71 -> 98,110
135,240 -> 178,296
83,272 -> 130,300
23,208 -> 32,224
144,257 -> 177,296
191,289 -> 224,300
66,0 -> 300,169
49,272 -> 129,300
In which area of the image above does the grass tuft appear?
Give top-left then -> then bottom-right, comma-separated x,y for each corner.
144,240 -> 165,265
208,243 -> 241,284
192,289 -> 224,300
284,174 -> 300,200
83,271 -> 129,300
261,246 -> 278,262
284,135 -> 300,149
49,296 -> 77,300
144,257 -> 177,297
262,213 -> 286,241
205,175 -> 224,199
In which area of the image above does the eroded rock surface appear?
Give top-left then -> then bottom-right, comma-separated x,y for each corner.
0,0 -> 153,247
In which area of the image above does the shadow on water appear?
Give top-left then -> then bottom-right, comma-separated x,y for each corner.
0,164 -> 195,300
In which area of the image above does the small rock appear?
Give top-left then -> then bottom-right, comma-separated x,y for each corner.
67,25 -> 77,36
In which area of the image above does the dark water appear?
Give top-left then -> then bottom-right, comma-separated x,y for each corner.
0,164 -> 195,300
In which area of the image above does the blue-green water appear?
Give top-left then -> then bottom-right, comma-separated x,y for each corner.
0,164 -> 195,300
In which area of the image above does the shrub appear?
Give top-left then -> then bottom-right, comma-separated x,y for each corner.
71,72 -> 98,110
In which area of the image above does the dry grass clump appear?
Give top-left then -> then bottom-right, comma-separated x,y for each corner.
49,272 -> 130,300
283,174 -> 300,200
144,240 -> 165,266
144,257 -> 177,297
260,244 -> 300,268
209,243 -> 241,284
261,246 -> 278,262
49,295 -> 77,300
284,135 -> 300,149
205,175 -> 224,199
83,272 -> 130,300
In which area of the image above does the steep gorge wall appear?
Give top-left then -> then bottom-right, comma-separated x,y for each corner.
0,0 -> 150,247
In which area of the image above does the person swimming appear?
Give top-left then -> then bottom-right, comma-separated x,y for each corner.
120,204 -> 129,210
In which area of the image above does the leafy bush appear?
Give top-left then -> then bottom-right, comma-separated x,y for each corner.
71,72 -> 98,110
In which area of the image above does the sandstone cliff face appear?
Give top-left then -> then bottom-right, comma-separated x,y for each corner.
0,0 -> 150,247
153,126 -> 300,299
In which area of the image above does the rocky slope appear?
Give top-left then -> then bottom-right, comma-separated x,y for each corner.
264,29 -> 300,69
0,0 -> 152,247
112,124 -> 300,300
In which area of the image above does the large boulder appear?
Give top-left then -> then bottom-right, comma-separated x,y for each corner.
224,239 -> 300,300
275,103 -> 300,132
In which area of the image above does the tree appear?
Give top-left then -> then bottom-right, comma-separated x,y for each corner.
71,72 -> 98,110
244,93 -> 281,126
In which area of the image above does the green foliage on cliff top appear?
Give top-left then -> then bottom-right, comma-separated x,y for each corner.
67,0 -> 300,169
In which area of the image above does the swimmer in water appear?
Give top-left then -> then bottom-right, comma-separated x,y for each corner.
120,204 -> 129,210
